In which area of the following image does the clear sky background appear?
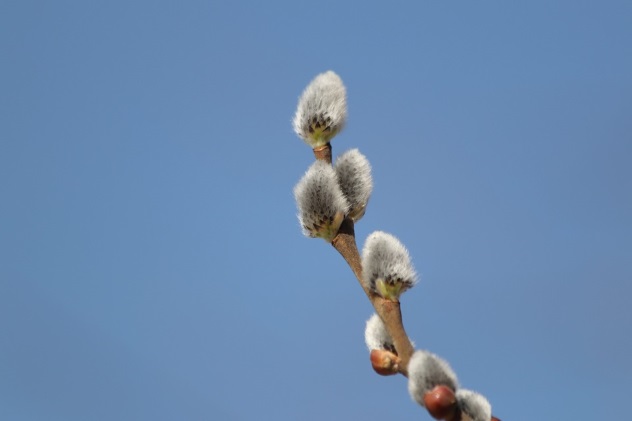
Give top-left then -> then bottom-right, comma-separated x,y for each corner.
1,1 -> 631,420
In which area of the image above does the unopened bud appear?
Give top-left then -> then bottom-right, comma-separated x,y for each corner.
423,385 -> 457,420
370,349 -> 401,376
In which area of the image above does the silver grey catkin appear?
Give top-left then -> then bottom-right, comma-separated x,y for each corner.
293,71 -> 347,148
293,160 -> 349,242
334,149 -> 373,222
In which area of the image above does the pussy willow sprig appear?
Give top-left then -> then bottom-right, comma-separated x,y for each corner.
292,71 -> 500,421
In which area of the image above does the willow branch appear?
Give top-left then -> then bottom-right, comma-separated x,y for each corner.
331,217 -> 415,373
314,143 -> 495,421
312,143 -> 332,164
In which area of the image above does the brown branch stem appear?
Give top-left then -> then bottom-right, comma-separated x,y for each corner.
311,144 -> 495,421
331,221 -> 482,421
331,217 -> 415,374
312,143 -> 332,164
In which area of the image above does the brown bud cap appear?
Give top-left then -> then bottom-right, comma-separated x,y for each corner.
423,385 -> 457,420
369,349 -> 401,376
312,143 -> 332,164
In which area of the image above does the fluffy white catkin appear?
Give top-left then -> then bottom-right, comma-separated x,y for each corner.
408,350 -> 459,407
293,71 -> 347,148
293,160 -> 349,241
456,389 -> 492,421
334,149 -> 373,222
364,313 -> 394,352
361,231 -> 418,300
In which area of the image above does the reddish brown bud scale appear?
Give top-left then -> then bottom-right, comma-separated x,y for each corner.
423,385 -> 457,420
312,143 -> 332,164
369,349 -> 400,376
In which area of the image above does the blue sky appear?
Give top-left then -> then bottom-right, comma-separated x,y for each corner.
1,1 -> 631,420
